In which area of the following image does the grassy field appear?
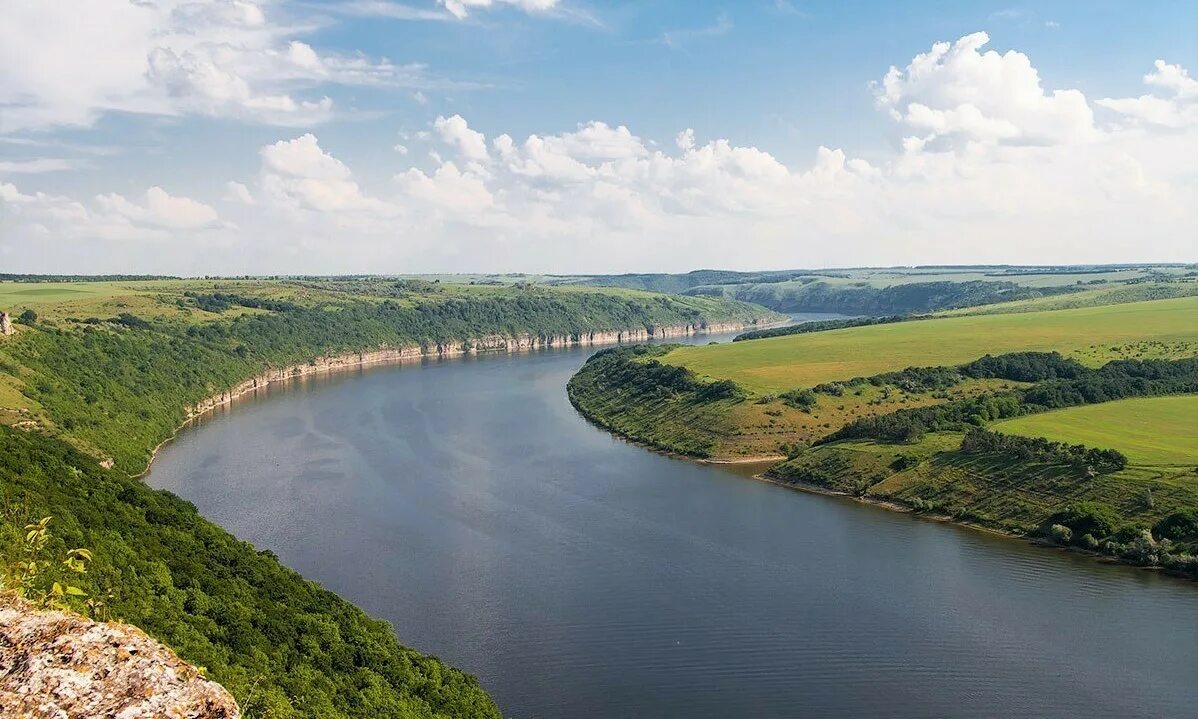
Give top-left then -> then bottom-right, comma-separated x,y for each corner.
940,281 -> 1198,316
667,296 -> 1198,393
768,432 -> 1198,539
995,396 -> 1198,466
0,277 -> 765,327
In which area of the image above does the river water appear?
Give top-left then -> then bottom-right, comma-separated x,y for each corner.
147,324 -> 1198,719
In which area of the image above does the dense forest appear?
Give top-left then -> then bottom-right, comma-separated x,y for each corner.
825,356 -> 1198,443
0,426 -> 501,718
568,342 -> 1198,579
0,282 -> 772,717
3,287 -> 769,473
693,279 -> 1079,315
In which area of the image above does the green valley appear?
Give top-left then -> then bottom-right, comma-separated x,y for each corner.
0,277 -> 776,718
568,290 -> 1198,579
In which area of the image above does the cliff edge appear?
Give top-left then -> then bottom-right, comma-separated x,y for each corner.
0,594 -> 239,719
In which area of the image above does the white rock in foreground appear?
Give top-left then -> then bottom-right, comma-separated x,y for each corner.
0,594 -> 239,718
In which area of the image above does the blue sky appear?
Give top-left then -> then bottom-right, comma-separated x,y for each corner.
1,0 -> 1195,274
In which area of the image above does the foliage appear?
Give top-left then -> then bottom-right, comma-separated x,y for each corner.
1044,503 -> 1121,540
0,513 -> 96,615
734,315 -> 905,341
779,388 -> 817,411
567,346 -> 744,458
0,426 -> 501,719
715,279 -> 1078,315
805,351 -> 1083,395
0,283 -> 772,715
1154,511 -> 1198,542
668,295 -> 1198,394
184,292 -> 301,314
825,355 -> 1198,444
3,288 -> 766,473
960,427 -> 1127,474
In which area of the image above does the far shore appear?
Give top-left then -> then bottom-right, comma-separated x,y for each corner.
136,318 -> 773,478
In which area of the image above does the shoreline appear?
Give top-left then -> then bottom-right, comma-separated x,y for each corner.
569,392 -> 1194,582
138,318 -> 764,478
748,470 -> 1191,580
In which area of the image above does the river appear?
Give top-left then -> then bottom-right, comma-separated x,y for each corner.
146,323 -> 1198,719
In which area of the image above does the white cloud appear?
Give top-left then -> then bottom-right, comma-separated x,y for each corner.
395,161 -> 496,213
1,182 -> 220,256
336,1 -> 453,21
0,159 -> 87,175
1145,60 -> 1198,98
0,0 -> 424,131
259,134 -> 395,214
434,115 -> 490,161
225,181 -> 256,205
4,32 -> 1195,274
96,187 -> 221,229
1098,60 -> 1198,129
439,0 -> 560,20
876,31 -> 1097,146
662,14 -> 733,49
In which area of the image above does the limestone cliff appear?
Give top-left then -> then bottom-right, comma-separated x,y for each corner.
184,319 -> 757,420
0,595 -> 239,719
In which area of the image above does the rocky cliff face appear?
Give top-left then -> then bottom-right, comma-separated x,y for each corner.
184,320 -> 756,420
0,595 -> 239,719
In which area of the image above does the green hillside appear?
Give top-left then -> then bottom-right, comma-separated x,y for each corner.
995,396 -> 1198,465
667,296 -> 1198,393
0,278 -> 775,718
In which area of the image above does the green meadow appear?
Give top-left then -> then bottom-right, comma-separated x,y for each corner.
995,395 -> 1198,466
665,296 -> 1198,393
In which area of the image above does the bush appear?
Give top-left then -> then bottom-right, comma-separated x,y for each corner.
17,309 -> 37,323
1046,502 -> 1119,541
1049,524 -> 1073,545
959,427 -> 1127,473
780,388 -> 817,410
1154,511 -> 1198,542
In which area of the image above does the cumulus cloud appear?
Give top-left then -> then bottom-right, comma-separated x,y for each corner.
4,31 -> 1195,274
0,0 -> 425,131
95,186 -> 220,229
876,31 -> 1097,146
1098,60 -> 1198,129
259,134 -> 395,214
2,182 -> 220,250
434,115 -> 490,161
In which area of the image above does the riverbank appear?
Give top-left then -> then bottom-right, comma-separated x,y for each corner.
750,469 -> 1191,580
182,320 -> 756,422
140,319 -> 763,478
566,315 -> 1198,580
145,339 -> 1198,718
0,279 -> 779,718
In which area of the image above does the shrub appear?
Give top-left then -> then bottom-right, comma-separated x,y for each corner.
1049,524 -> 1073,545
1154,511 -> 1198,542
1046,502 -> 1119,541
780,388 -> 818,411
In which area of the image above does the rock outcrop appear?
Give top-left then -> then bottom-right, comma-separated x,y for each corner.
184,320 -> 758,420
0,594 -> 239,718
0,312 -> 12,336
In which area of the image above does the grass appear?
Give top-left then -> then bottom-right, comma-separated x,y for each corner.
994,396 -> 1198,466
666,296 -> 1198,393
939,281 -> 1198,316
769,432 -> 1198,538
